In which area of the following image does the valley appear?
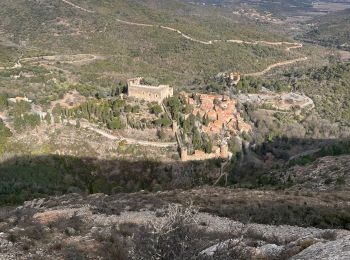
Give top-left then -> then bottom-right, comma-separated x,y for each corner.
0,0 -> 349,259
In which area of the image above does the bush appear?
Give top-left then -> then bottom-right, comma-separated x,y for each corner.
150,104 -> 162,115
134,203 -> 202,259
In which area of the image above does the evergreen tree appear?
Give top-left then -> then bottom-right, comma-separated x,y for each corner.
45,113 -> 51,125
202,115 -> 209,126
192,128 -> 202,151
0,94 -> 8,111
157,129 -> 166,140
203,136 -> 213,153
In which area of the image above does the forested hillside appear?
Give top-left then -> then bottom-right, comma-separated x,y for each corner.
302,8 -> 350,49
0,0 -> 302,85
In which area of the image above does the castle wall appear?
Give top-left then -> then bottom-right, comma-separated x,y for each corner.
127,78 -> 173,103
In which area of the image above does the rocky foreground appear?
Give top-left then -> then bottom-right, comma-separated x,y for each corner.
0,189 -> 349,259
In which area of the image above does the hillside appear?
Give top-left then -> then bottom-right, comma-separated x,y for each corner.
0,186 -> 349,259
302,8 -> 350,50
273,155 -> 350,191
262,62 -> 350,126
0,2 -> 349,258
0,0 -> 306,87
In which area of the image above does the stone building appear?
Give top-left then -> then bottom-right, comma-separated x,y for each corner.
229,72 -> 241,86
127,77 -> 173,103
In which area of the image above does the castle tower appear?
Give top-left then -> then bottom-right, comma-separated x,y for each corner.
180,147 -> 188,162
220,143 -> 229,159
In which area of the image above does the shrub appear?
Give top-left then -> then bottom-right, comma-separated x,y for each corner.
134,203 -> 202,259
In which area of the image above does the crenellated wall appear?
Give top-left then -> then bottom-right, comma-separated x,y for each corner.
127,78 -> 173,103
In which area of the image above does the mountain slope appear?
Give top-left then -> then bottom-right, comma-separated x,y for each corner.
303,8 -> 350,49
0,187 -> 348,259
0,0 -> 304,85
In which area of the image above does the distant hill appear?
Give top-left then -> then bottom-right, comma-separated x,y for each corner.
302,8 -> 350,50
0,0 -> 300,85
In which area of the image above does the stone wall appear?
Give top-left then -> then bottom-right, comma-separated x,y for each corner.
127,77 -> 173,103
180,144 -> 229,161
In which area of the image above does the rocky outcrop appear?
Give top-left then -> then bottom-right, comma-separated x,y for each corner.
272,155 -> 350,191
0,192 -> 348,259
291,235 -> 350,260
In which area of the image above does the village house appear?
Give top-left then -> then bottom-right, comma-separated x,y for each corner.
181,92 -> 251,136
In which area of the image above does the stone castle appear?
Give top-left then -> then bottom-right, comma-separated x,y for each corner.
127,77 -> 173,103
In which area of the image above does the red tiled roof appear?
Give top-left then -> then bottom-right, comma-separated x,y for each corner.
207,110 -> 217,121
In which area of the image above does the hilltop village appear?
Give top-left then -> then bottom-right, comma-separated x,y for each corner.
1,74 -> 315,163
123,76 -> 312,162
124,76 -> 253,161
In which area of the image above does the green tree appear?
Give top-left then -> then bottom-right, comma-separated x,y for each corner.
0,120 -> 11,154
157,129 -> 166,140
12,101 -> 31,116
167,97 -> 182,118
0,94 -> 8,111
202,115 -> 209,126
183,117 -> 194,134
124,105 -> 132,113
182,104 -> 193,114
192,128 -> 202,151
23,114 -> 41,128
0,120 -> 12,139
228,137 -> 242,155
13,115 -> 25,132
45,113 -> 51,124
203,136 -> 213,153
155,115 -> 172,127
150,104 -> 162,115
132,105 -> 140,113
108,117 -> 124,129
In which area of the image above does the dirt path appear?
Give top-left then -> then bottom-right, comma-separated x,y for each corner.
61,0 -> 95,13
21,54 -> 99,64
66,120 -> 177,148
244,57 -> 308,77
116,18 -> 303,51
0,54 -> 98,72
115,18 -> 307,76
0,62 -> 22,71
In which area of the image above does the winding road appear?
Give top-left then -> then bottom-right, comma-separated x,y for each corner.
244,57 -> 308,77
114,18 -> 308,76
59,0 -> 308,76
115,18 -> 304,52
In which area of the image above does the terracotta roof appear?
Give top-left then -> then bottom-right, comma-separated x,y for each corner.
207,110 -> 217,121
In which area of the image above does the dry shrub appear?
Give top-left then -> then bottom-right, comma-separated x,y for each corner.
133,202 -> 202,260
